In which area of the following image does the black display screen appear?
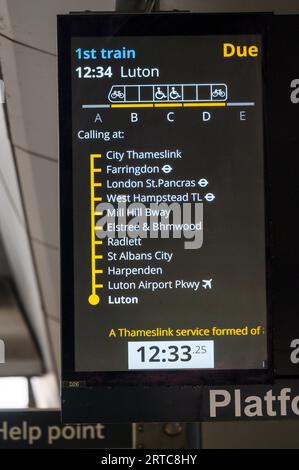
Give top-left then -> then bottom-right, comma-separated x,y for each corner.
70,32 -> 268,374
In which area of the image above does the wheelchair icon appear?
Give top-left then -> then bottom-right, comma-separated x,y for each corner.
155,87 -> 167,100
169,87 -> 181,100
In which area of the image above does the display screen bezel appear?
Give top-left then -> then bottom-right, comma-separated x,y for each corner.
58,12 -> 273,388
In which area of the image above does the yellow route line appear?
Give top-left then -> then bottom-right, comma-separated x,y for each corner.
111,103 -> 154,108
183,102 -> 226,107
111,102 -> 226,108
88,153 -> 103,306
154,103 -> 182,107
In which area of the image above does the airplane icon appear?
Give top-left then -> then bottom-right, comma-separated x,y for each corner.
202,279 -> 212,289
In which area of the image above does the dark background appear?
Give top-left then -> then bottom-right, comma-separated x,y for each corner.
71,35 -> 267,372
268,17 -> 299,376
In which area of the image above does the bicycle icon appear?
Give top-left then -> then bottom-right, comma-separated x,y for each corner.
211,88 -> 226,99
110,90 -> 125,100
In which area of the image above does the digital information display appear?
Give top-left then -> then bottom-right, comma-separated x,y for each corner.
58,16 -> 273,420
70,32 -> 268,375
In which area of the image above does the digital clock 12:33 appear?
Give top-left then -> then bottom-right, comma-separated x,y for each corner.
128,341 -> 214,370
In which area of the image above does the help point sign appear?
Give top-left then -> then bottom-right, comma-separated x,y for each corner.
0,411 -> 131,448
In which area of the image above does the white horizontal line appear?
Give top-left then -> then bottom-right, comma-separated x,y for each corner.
82,104 -> 110,108
227,102 -> 255,107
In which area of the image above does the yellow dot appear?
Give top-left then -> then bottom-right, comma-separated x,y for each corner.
88,294 -> 100,305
